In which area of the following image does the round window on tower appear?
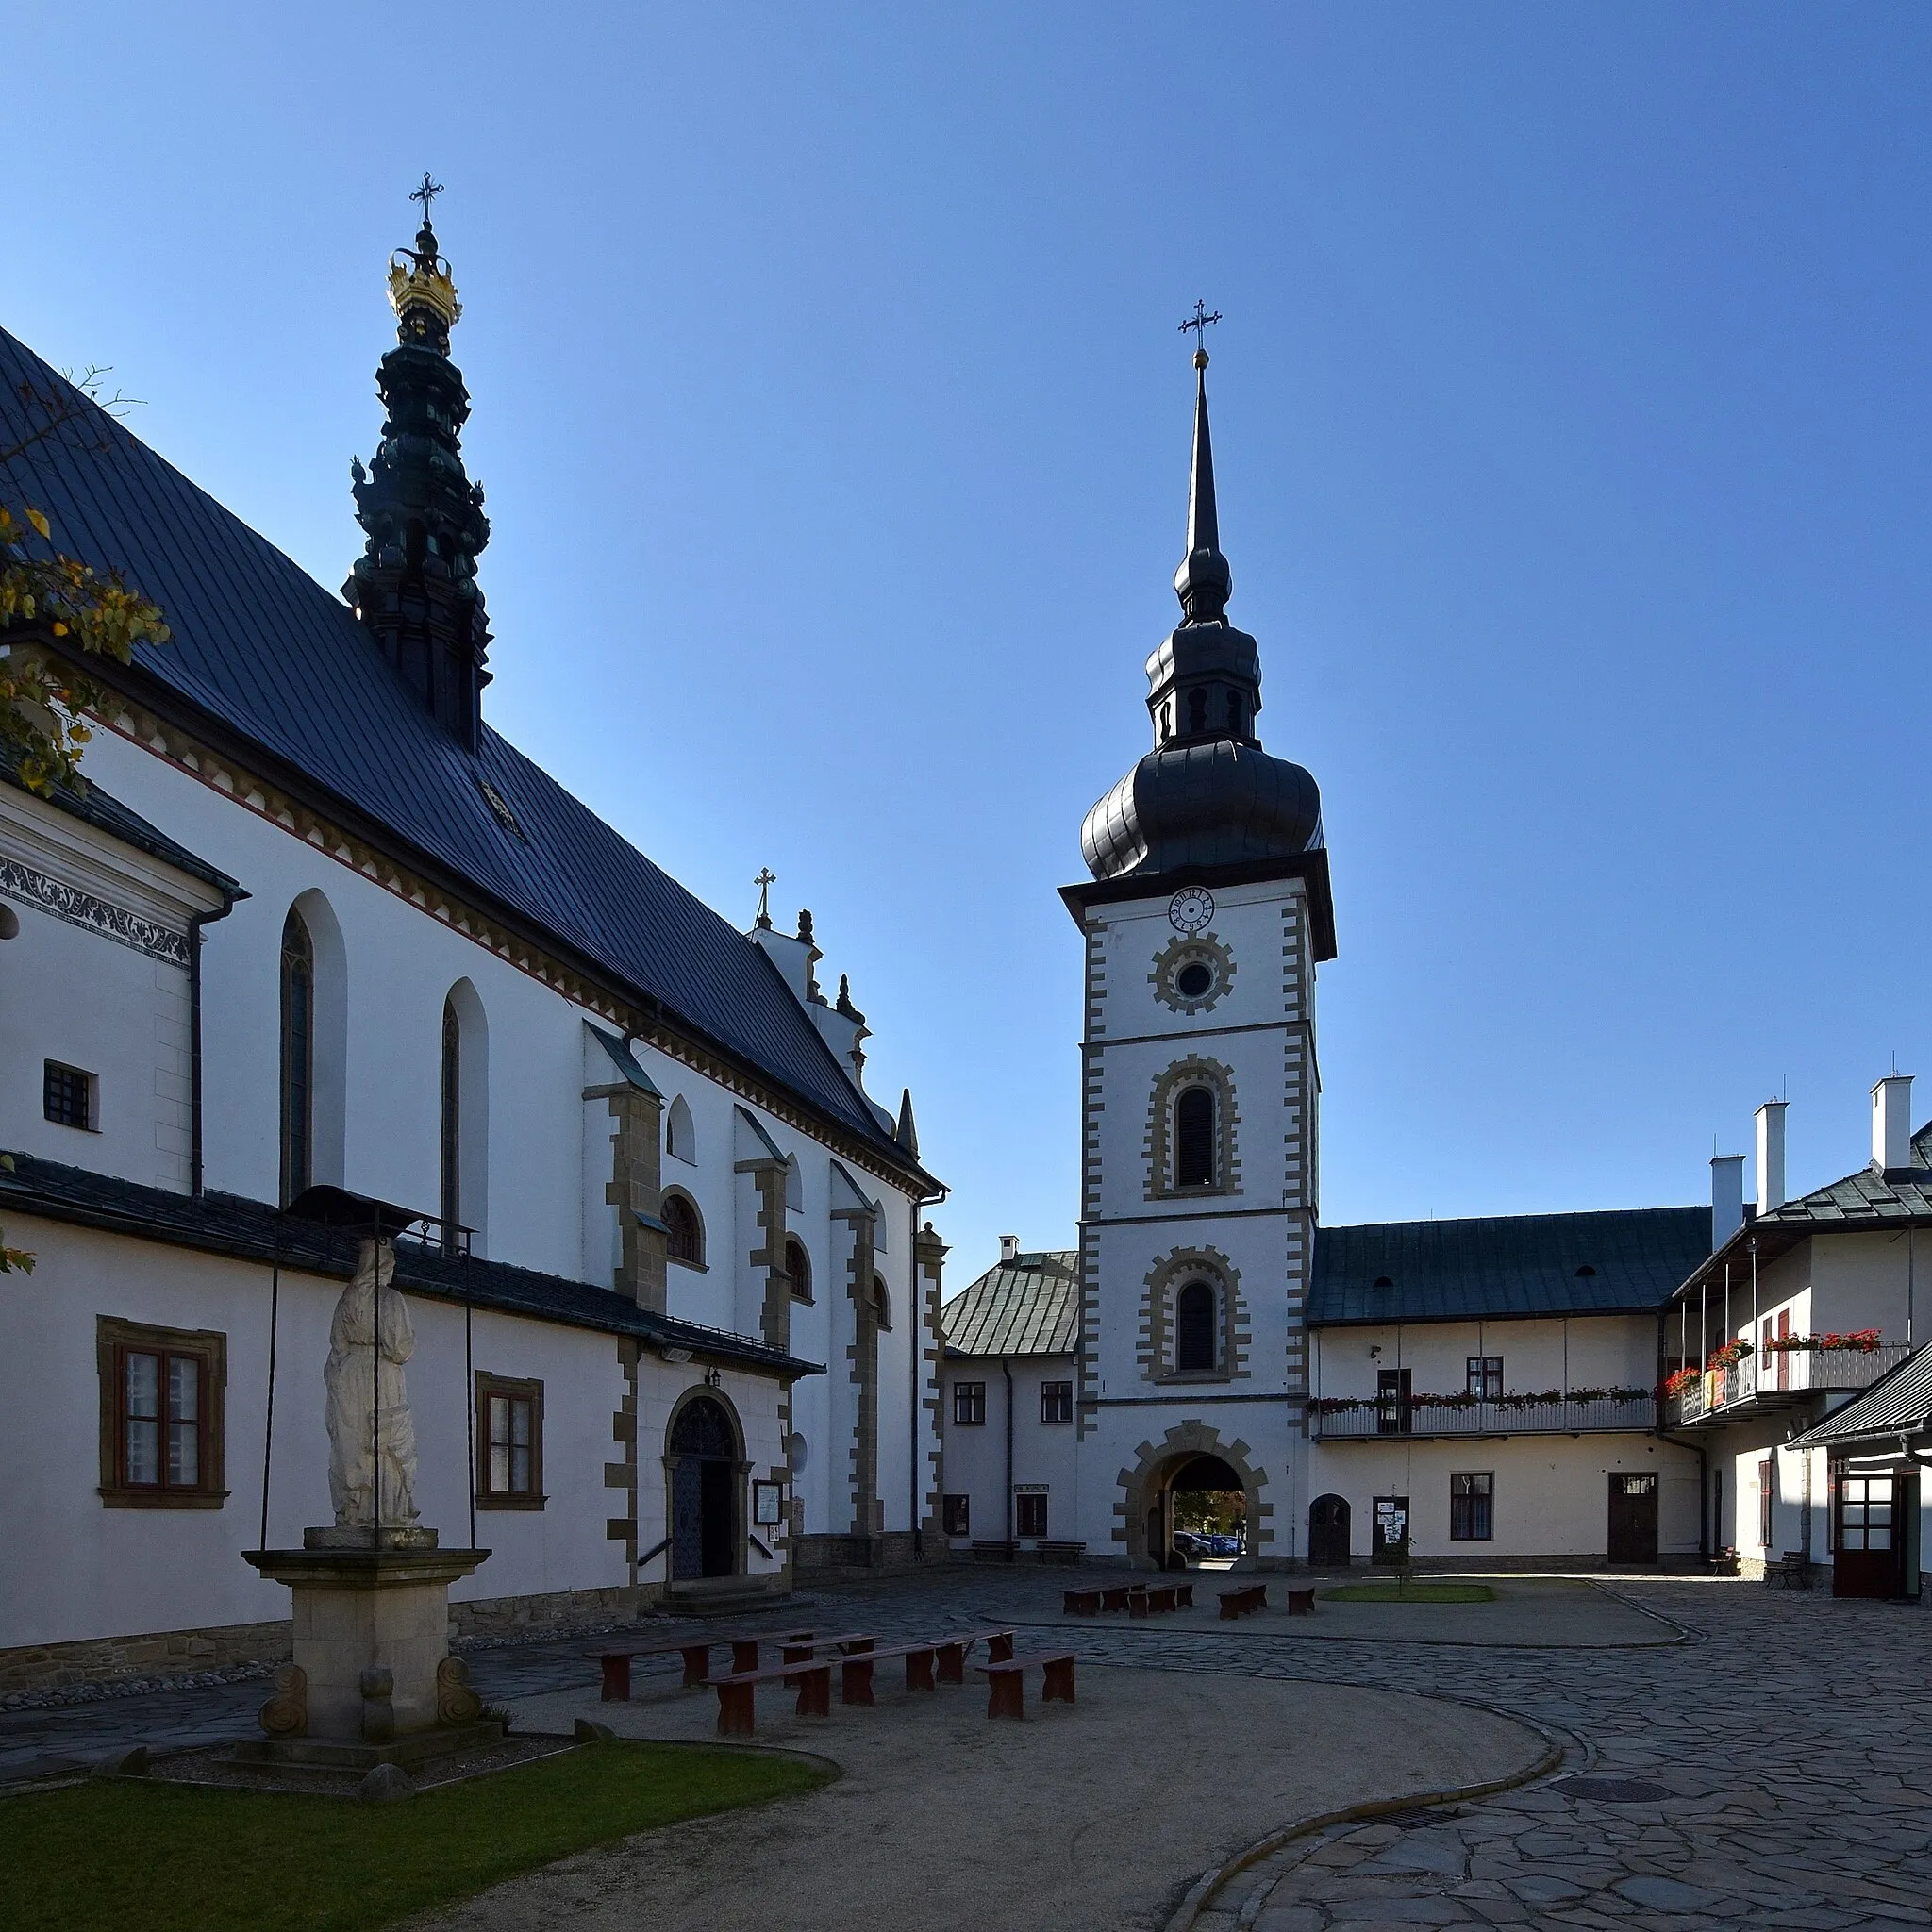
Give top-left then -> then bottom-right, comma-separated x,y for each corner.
1151,933 -> 1235,1016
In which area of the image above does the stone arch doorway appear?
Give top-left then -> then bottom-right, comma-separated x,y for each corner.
1307,1493 -> 1351,1569
1166,1453 -> 1247,1567
1118,1422 -> 1270,1571
667,1392 -> 742,1580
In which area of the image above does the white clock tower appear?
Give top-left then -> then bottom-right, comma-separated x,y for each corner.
1062,337 -> 1335,1572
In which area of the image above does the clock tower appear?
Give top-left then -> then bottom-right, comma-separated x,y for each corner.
1060,339 -> 1335,1571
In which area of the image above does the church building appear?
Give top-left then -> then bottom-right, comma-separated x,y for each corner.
0,199 -> 946,1693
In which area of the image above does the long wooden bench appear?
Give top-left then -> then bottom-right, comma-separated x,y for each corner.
708,1658 -> 834,1736
977,1650 -> 1075,1721
584,1628 -> 816,1700
1218,1584 -> 1267,1620
836,1641 -> 941,1705
936,1629 -> 1014,1684
1063,1588 -> 1103,1616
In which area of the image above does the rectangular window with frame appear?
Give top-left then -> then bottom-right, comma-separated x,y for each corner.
942,1493 -> 971,1536
475,1373 -> 545,1508
953,1381 -> 986,1426
1449,1472 -> 1493,1541
1465,1357 -> 1503,1399
44,1060 -> 95,1131
1040,1379 -> 1074,1424
1015,1493 -> 1048,1539
1758,1459 -> 1774,1549
96,1317 -> 225,1507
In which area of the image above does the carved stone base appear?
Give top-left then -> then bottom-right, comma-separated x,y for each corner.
241,1545 -> 490,1744
227,1717 -> 506,1781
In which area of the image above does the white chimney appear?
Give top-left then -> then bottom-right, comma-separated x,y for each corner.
999,1234 -> 1021,1264
1710,1154 -> 1745,1252
1872,1074 -> 1914,1174
1756,1101 -> 1787,1215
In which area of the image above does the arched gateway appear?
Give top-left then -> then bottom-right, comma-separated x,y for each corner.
667,1393 -> 741,1580
1117,1421 -> 1270,1570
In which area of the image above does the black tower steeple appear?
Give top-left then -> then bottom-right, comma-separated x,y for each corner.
345,179 -> 491,750
1078,330 -> 1324,884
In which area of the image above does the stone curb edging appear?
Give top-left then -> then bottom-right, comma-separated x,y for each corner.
1158,1712 -> 1569,1932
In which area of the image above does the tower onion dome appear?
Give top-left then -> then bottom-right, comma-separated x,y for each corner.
344,184 -> 492,751
1080,347 -> 1323,881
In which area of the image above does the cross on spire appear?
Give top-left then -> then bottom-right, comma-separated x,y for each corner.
1179,300 -> 1222,365
411,173 -> 445,222
754,867 -> 777,928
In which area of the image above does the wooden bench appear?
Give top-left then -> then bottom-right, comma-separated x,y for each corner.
835,1641 -> 944,1705
935,1629 -> 1014,1684
708,1658 -> 834,1736
1765,1551 -> 1812,1590
977,1650 -> 1076,1721
1286,1588 -> 1316,1616
1035,1540 -> 1087,1565
584,1628 -> 816,1700
1218,1584 -> 1267,1620
1099,1585 -> 1134,1613
1063,1588 -> 1104,1616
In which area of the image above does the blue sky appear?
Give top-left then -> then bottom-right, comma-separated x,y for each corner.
12,5 -> 1932,1272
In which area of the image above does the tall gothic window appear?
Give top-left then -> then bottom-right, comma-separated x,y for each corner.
1174,1280 -> 1217,1372
664,1192 -> 704,1266
786,1237 -> 812,1303
279,909 -> 314,1204
1174,1086 -> 1216,1188
441,995 -> 461,1246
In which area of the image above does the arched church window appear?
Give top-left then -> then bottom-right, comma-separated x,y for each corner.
1174,1086 -> 1216,1189
440,995 -> 461,1245
665,1093 -> 695,1164
872,1274 -> 892,1331
1174,1280 -> 1217,1372
1188,689 -> 1208,735
786,1237 -> 813,1303
279,909 -> 314,1205
664,1192 -> 704,1266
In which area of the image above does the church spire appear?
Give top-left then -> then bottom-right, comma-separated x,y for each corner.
345,176 -> 492,751
1174,341 -> 1232,625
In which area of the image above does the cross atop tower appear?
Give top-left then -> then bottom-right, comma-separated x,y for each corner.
411,173 -> 444,222
754,867 -> 777,929
1179,300 -> 1222,368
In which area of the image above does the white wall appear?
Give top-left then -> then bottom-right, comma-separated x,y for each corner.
940,1354 -> 1079,1547
1312,1314 -> 1660,1403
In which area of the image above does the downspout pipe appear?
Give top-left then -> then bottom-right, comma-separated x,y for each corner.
908,1180 -> 948,1561
187,896 -> 239,1197
1000,1358 -> 1015,1561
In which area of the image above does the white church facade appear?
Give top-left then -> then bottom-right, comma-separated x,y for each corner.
0,205 -> 946,1694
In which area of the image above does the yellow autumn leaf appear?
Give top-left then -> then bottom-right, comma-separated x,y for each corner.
25,507 -> 50,540
51,621 -> 68,636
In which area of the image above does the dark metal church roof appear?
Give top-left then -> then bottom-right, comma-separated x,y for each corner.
1310,1206 -> 1711,1326
0,329 -> 925,1176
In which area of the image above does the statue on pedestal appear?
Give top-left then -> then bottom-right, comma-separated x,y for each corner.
325,1237 -> 419,1529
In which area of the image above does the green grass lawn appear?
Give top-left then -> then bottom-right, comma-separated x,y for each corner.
1,1739 -> 831,1932
1320,1580 -> 1497,1604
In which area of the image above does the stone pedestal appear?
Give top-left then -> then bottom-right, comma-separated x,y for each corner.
240,1532 -> 493,1774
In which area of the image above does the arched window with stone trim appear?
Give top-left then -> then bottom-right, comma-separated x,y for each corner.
1174,1085 -> 1216,1188
279,908 -> 314,1204
1174,1279 -> 1218,1372
872,1273 -> 891,1331
663,1191 -> 704,1266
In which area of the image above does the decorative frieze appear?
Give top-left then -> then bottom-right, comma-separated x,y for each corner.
0,858 -> 189,965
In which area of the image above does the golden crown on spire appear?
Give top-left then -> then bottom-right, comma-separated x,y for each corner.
388,250 -> 460,332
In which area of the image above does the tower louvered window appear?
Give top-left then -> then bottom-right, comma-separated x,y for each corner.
1174,1086 -> 1216,1188
1174,1280 -> 1217,1373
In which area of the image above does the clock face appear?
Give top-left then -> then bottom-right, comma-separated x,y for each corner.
1168,887 -> 1215,935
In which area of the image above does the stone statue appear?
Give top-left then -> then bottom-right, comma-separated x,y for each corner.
325,1238 -> 419,1528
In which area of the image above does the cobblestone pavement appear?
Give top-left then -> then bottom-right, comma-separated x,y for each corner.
6,1572 -> 1928,1931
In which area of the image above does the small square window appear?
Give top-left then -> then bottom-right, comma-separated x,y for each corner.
1016,1493 -> 1048,1539
1041,1380 -> 1074,1425
1466,1357 -> 1503,1399
44,1061 -> 94,1131
1450,1472 -> 1493,1541
942,1493 -> 971,1537
475,1374 -> 545,1508
953,1381 -> 986,1426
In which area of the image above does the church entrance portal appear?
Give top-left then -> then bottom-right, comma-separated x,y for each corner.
1163,1453 -> 1247,1568
669,1395 -> 739,1580
1307,1493 -> 1351,1568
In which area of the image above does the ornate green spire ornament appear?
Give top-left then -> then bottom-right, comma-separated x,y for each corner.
344,176 -> 492,749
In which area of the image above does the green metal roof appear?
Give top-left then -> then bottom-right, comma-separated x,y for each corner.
941,1251 -> 1079,1357
1310,1208 -> 1711,1326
